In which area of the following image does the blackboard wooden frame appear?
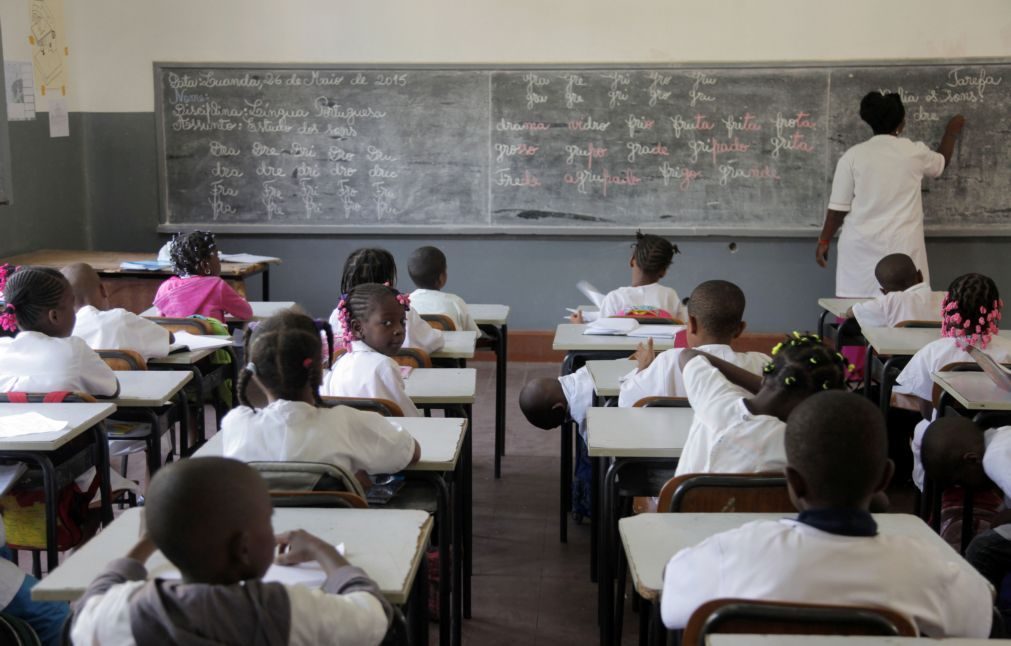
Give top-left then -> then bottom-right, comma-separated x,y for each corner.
154,58 -> 1011,237
0,23 -> 14,206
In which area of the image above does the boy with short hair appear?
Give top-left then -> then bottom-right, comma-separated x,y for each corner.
70,457 -> 391,645
660,391 -> 994,637
847,253 -> 944,328
61,262 -> 172,360
407,246 -> 479,333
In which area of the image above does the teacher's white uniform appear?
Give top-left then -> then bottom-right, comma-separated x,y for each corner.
828,135 -> 945,297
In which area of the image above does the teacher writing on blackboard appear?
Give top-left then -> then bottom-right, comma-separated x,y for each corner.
815,91 -> 966,296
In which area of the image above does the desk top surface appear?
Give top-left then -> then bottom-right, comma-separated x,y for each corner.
620,513 -> 952,601
586,359 -> 636,398
2,249 -> 270,277
430,331 -> 478,359
404,368 -> 476,404
862,327 -> 942,356
932,370 -> 1011,410
0,403 -> 117,450
147,346 -> 219,366
586,407 -> 693,458
142,301 -> 296,321
111,371 -> 193,407
468,304 -> 510,325
817,297 -> 870,318
552,324 -> 678,352
33,507 -> 432,604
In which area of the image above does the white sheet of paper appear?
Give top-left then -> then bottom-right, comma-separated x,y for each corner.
172,331 -> 233,351
584,318 -> 639,335
48,96 -> 69,137
627,325 -> 684,339
219,253 -> 281,264
0,412 -> 68,438
156,543 -> 345,588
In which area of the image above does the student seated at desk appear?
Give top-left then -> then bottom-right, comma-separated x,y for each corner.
153,231 -> 253,323
846,253 -> 944,328
923,417 -> 1011,620
570,231 -> 686,323
406,245 -> 479,333
893,272 -> 1011,489
0,267 -> 118,396
322,283 -> 420,417
660,391 -> 994,637
328,248 -> 444,355
0,516 -> 69,645
69,457 -> 392,645
618,280 -> 769,406
62,263 -> 172,360
222,311 -> 419,488
675,333 -> 847,475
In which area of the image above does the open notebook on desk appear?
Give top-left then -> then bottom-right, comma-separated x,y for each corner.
584,318 -> 684,339
168,331 -> 235,353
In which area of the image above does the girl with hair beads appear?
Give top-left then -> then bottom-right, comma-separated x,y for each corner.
322,283 -> 420,417
153,231 -> 252,323
328,248 -> 444,355
221,310 -> 419,483
0,266 -> 118,396
894,272 -> 1011,488
571,231 -> 685,323
676,332 -> 848,476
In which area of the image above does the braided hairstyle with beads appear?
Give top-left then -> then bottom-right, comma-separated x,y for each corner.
0,263 -> 20,336
169,231 -> 217,277
941,273 -> 1002,349
333,282 -> 410,351
339,248 -> 397,295
761,332 -> 849,394
631,231 -> 677,278
2,266 -> 70,334
237,310 -> 326,410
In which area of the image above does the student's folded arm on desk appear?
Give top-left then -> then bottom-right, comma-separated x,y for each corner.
682,355 -> 756,431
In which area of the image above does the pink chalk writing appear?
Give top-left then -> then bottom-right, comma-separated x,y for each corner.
496,118 -> 550,132
670,114 -> 715,138
626,141 -> 669,163
722,113 -> 761,138
494,143 -> 540,162
565,143 -> 608,170
718,162 -> 781,186
494,169 -> 542,188
626,115 -> 655,138
659,161 -> 703,191
568,116 -> 611,132
563,168 -> 641,197
687,137 -> 750,165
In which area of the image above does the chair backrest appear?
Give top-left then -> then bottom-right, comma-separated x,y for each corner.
148,317 -> 215,335
249,461 -> 367,498
321,396 -> 404,417
268,490 -> 368,509
895,319 -> 942,329
395,347 -> 432,369
657,473 -> 795,514
0,392 -> 96,403
683,598 -> 917,646
420,313 -> 456,331
632,396 -> 690,408
97,349 -> 148,371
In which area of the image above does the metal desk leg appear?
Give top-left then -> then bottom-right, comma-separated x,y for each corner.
492,323 -> 507,477
92,423 -> 114,526
414,472 -> 451,646
818,308 -> 830,339
600,458 -> 620,646
463,405 -> 473,620
590,454 -> 601,583
262,267 -> 270,301
560,419 -> 572,544
453,451 -> 464,646
864,345 -> 875,399
406,547 -> 430,646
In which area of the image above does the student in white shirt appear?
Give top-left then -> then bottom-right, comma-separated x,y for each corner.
222,310 -> 419,487
893,272 -> 1011,489
923,416 -> 1011,617
70,458 -> 392,645
0,267 -> 118,396
847,253 -> 944,328
61,262 -> 172,360
407,246 -> 479,333
322,283 -> 420,417
676,332 -> 847,475
571,231 -> 685,323
661,391 -> 994,637
328,248 -> 444,356
0,517 -> 69,645
816,91 -> 966,297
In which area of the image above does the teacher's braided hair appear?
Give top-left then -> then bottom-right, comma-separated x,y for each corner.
941,273 -> 1002,350
339,248 -> 397,295
238,310 -> 325,410
170,231 -> 217,277
632,230 -> 678,277
761,332 -> 849,393
2,266 -> 70,334
860,91 -> 905,135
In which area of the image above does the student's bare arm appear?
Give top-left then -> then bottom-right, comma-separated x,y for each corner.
936,115 -> 965,168
276,529 -> 350,575
679,349 -> 763,394
815,210 -> 847,267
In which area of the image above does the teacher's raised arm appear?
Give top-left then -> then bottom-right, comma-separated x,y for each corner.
815,91 -> 966,298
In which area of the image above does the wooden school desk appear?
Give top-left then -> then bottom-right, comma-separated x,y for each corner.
0,403 -> 117,571
708,637 -> 1007,646
817,297 -> 869,337
932,370 -> 1011,412
195,416 -> 467,646
469,304 -> 510,479
147,345 -> 230,445
33,507 -> 433,640
588,406 -> 694,646
141,301 -> 296,322
0,249 -> 276,312
431,331 -> 479,360
861,327 -> 942,414
586,358 -> 637,399
620,513 -> 959,646
108,370 -> 193,475
553,323 -> 680,543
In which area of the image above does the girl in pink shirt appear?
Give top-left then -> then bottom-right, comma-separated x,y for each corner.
153,231 -> 252,323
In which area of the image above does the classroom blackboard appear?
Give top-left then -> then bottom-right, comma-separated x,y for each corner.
154,60 -> 1010,236
0,25 -> 13,206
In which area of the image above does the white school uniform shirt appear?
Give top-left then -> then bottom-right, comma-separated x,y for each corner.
829,135 -> 945,297
558,365 -> 596,440
322,341 -> 419,417
221,399 -> 416,475
659,518 -> 994,636
893,336 -> 1011,488
598,283 -> 686,322
328,307 -> 444,355
617,344 -> 770,408
72,305 -> 171,360
0,331 -> 118,396
676,355 -> 785,477
851,283 -> 945,329
983,426 -> 1011,540
409,289 -> 479,333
